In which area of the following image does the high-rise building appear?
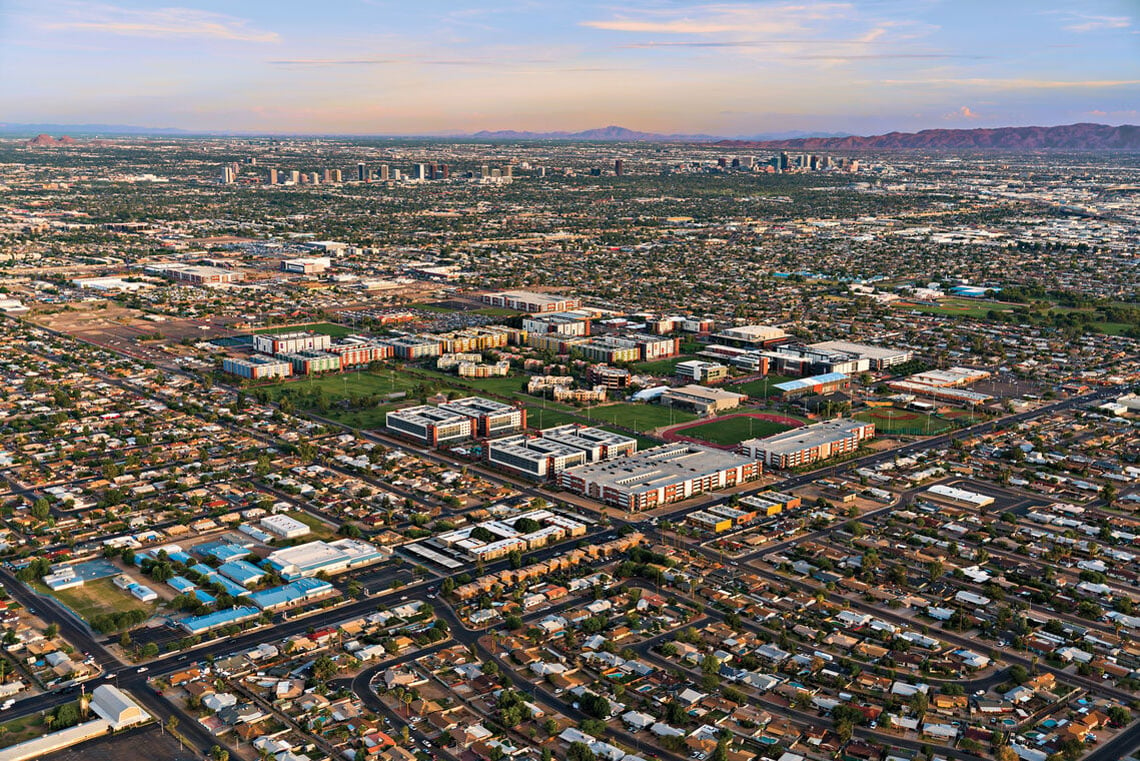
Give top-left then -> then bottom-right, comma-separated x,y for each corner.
378,164 -> 390,181
357,163 -> 366,181
220,166 -> 235,184
268,168 -> 279,184
439,164 -> 449,179
480,164 -> 490,178
331,169 -> 342,182
426,163 -> 436,180
414,163 -> 427,181
614,159 -> 623,176
322,169 -> 332,183
289,170 -> 300,184
309,172 -> 320,184
505,165 -> 513,179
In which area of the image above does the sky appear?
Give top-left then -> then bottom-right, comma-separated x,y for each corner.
1,0 -> 1138,135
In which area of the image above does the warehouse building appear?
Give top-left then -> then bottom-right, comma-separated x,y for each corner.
222,355 -> 294,380
739,419 -> 874,469
252,331 -> 332,356
481,290 -> 581,313
386,405 -> 473,445
675,360 -> 729,384
559,443 -> 762,512
260,514 -> 311,539
263,538 -> 389,580
808,340 -> 913,371
660,384 -> 747,415
439,396 -> 526,437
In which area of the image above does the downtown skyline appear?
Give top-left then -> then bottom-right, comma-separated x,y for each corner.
2,0 -> 1138,136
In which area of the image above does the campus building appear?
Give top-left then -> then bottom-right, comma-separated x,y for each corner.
522,312 -> 592,337
386,406 -> 473,445
698,345 -> 770,374
711,324 -> 788,348
808,340 -> 913,371
487,424 -> 637,478
587,365 -> 631,389
738,419 -> 874,469
772,372 -> 851,400
660,384 -> 747,415
281,257 -> 331,274
385,335 -> 442,360
762,344 -> 871,376
481,290 -> 581,313
283,350 -> 342,375
327,336 -> 393,367
438,396 -> 526,438
144,263 -> 243,285
675,360 -> 729,384
559,443 -> 762,512
222,355 -> 294,380
263,538 -> 389,580
487,435 -> 590,478
252,331 -> 332,356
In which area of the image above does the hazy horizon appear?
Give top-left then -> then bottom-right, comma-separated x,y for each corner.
2,0 -> 1138,135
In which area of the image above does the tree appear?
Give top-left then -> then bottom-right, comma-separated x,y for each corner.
995,748 -> 1018,761
567,742 -> 596,761
44,623 -> 58,639
211,745 -> 230,761
1008,664 -> 1029,684
165,715 -> 179,735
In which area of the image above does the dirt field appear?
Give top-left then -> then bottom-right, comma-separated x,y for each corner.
30,303 -> 239,363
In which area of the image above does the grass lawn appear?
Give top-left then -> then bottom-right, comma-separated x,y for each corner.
855,406 -> 952,435
285,511 -> 337,540
262,370 -> 422,403
679,416 -> 794,446
729,375 -> 797,398
253,322 -> 355,337
632,355 -> 697,376
585,402 -> 697,432
0,714 -> 47,749
525,406 -> 590,430
33,577 -> 157,624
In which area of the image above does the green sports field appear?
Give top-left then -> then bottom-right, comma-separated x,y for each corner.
676,416 -> 794,446
253,322 -> 356,337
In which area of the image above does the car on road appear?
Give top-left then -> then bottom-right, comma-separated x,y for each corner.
137,667 -> 148,673
1,699 -> 15,710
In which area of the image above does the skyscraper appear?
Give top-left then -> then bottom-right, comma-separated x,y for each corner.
614,159 -> 623,176
357,162 -> 366,181
268,168 -> 279,184
378,164 -> 390,181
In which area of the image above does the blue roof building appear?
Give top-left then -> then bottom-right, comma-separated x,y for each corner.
180,606 -> 260,634
196,542 -> 251,563
217,559 -> 267,587
247,578 -> 335,611
168,576 -> 197,595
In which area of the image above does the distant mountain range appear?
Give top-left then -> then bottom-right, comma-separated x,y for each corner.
717,123 -> 1140,151
3,121 -> 1137,149
470,125 -> 722,141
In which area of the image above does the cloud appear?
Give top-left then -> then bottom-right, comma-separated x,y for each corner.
581,3 -> 853,36
1062,14 -> 1132,33
884,78 -> 1140,90
946,106 -> 980,120
268,59 -> 400,66
43,3 -> 279,42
